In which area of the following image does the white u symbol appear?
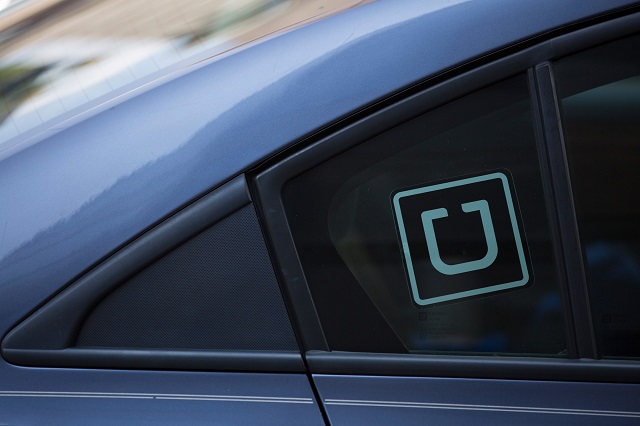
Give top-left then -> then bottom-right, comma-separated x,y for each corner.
421,200 -> 498,275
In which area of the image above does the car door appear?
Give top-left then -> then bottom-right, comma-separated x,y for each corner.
252,12 -> 640,425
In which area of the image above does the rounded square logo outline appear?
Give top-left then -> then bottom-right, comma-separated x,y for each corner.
392,172 -> 530,306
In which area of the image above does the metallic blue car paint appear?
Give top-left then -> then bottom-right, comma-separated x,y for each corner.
0,0 -> 637,333
0,369 -> 322,424
314,375 -> 640,425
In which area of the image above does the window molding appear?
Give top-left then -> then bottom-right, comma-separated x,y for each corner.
306,351 -> 640,383
532,63 -> 598,359
2,348 -> 304,372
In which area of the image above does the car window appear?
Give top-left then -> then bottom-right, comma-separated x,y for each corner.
282,75 -> 568,356
555,33 -> 640,359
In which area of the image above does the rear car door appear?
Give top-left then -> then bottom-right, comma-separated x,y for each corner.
253,11 -> 640,425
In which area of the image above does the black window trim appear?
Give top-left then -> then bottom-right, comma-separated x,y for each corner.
251,11 -> 640,382
532,63 -> 598,359
306,351 -> 640,384
1,175 -> 305,373
527,67 -> 581,359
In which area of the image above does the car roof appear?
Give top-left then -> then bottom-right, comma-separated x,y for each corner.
0,0 -> 638,328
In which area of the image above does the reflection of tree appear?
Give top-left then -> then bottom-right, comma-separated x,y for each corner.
185,0 -> 287,46
0,63 -> 49,124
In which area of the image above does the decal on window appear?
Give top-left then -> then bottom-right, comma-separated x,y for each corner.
392,171 -> 530,306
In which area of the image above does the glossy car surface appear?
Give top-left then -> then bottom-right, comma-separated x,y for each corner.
1,0 -> 640,424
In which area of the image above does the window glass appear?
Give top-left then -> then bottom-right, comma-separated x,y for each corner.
283,75 -> 567,355
555,34 -> 640,359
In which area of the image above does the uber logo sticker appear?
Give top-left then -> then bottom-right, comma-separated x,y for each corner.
392,172 -> 530,306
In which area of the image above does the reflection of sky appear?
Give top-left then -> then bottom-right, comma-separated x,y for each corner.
0,0 -> 32,16
563,76 -> 640,120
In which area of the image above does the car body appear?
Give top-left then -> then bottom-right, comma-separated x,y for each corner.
1,0 -> 640,424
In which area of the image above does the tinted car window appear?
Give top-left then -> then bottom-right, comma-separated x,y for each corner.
555,34 -> 640,359
283,75 -> 568,355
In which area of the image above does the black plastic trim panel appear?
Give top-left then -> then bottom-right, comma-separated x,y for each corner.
528,68 -> 579,359
306,351 -> 640,383
2,175 -> 304,373
252,174 -> 329,352
3,176 -> 250,351
533,63 -> 597,359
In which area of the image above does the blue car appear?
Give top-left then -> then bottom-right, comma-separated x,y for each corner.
1,0 -> 640,423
